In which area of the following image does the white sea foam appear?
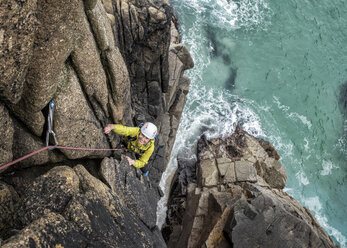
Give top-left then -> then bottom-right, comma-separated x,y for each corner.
289,112 -> 312,129
273,96 -> 312,129
156,85 -> 264,229
296,170 -> 310,185
210,0 -> 238,28
320,160 -> 337,176
177,0 -> 271,31
167,0 -> 347,245
233,0 -> 273,31
303,197 -> 347,247
304,138 -> 310,151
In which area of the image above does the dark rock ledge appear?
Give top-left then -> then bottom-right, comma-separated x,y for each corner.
0,159 -> 166,247
162,126 -> 338,248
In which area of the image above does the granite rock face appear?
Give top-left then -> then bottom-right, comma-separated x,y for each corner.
1,161 -> 166,247
163,126 -> 338,248
0,0 -> 192,246
0,0 -> 192,179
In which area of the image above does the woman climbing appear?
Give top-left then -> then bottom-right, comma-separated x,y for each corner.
104,122 -> 158,174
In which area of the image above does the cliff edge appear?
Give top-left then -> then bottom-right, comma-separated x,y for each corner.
163,126 -> 338,248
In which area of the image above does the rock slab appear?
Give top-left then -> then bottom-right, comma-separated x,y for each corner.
163,126 -> 337,248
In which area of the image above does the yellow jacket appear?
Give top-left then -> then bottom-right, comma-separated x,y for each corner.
113,124 -> 155,168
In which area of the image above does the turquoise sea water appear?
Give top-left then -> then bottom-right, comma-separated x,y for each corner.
157,0 -> 347,246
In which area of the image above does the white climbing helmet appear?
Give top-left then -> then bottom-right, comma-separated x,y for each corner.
140,122 -> 158,139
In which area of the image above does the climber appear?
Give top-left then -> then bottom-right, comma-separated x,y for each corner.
104,122 -> 158,173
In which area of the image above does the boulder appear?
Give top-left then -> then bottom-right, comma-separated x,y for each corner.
6,103 -> 45,137
100,157 -> 118,191
1,161 -> 166,247
85,0 -> 114,51
148,6 -> 167,24
73,163 -> 166,247
16,166 -> 80,225
105,47 -> 132,123
170,44 -> 194,70
225,184 -> 337,248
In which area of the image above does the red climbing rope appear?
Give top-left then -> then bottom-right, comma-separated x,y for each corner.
0,146 -> 125,172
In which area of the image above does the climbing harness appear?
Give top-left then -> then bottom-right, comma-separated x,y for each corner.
46,100 -> 58,150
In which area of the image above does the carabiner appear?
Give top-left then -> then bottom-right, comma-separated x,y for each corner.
46,100 -> 59,150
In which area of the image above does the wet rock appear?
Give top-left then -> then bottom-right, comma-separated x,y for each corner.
338,82 -> 347,114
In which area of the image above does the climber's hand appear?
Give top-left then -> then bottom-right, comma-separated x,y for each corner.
126,156 -> 135,165
104,124 -> 114,134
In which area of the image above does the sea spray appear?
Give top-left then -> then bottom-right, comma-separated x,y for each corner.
156,84 -> 264,228
159,0 -> 347,245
